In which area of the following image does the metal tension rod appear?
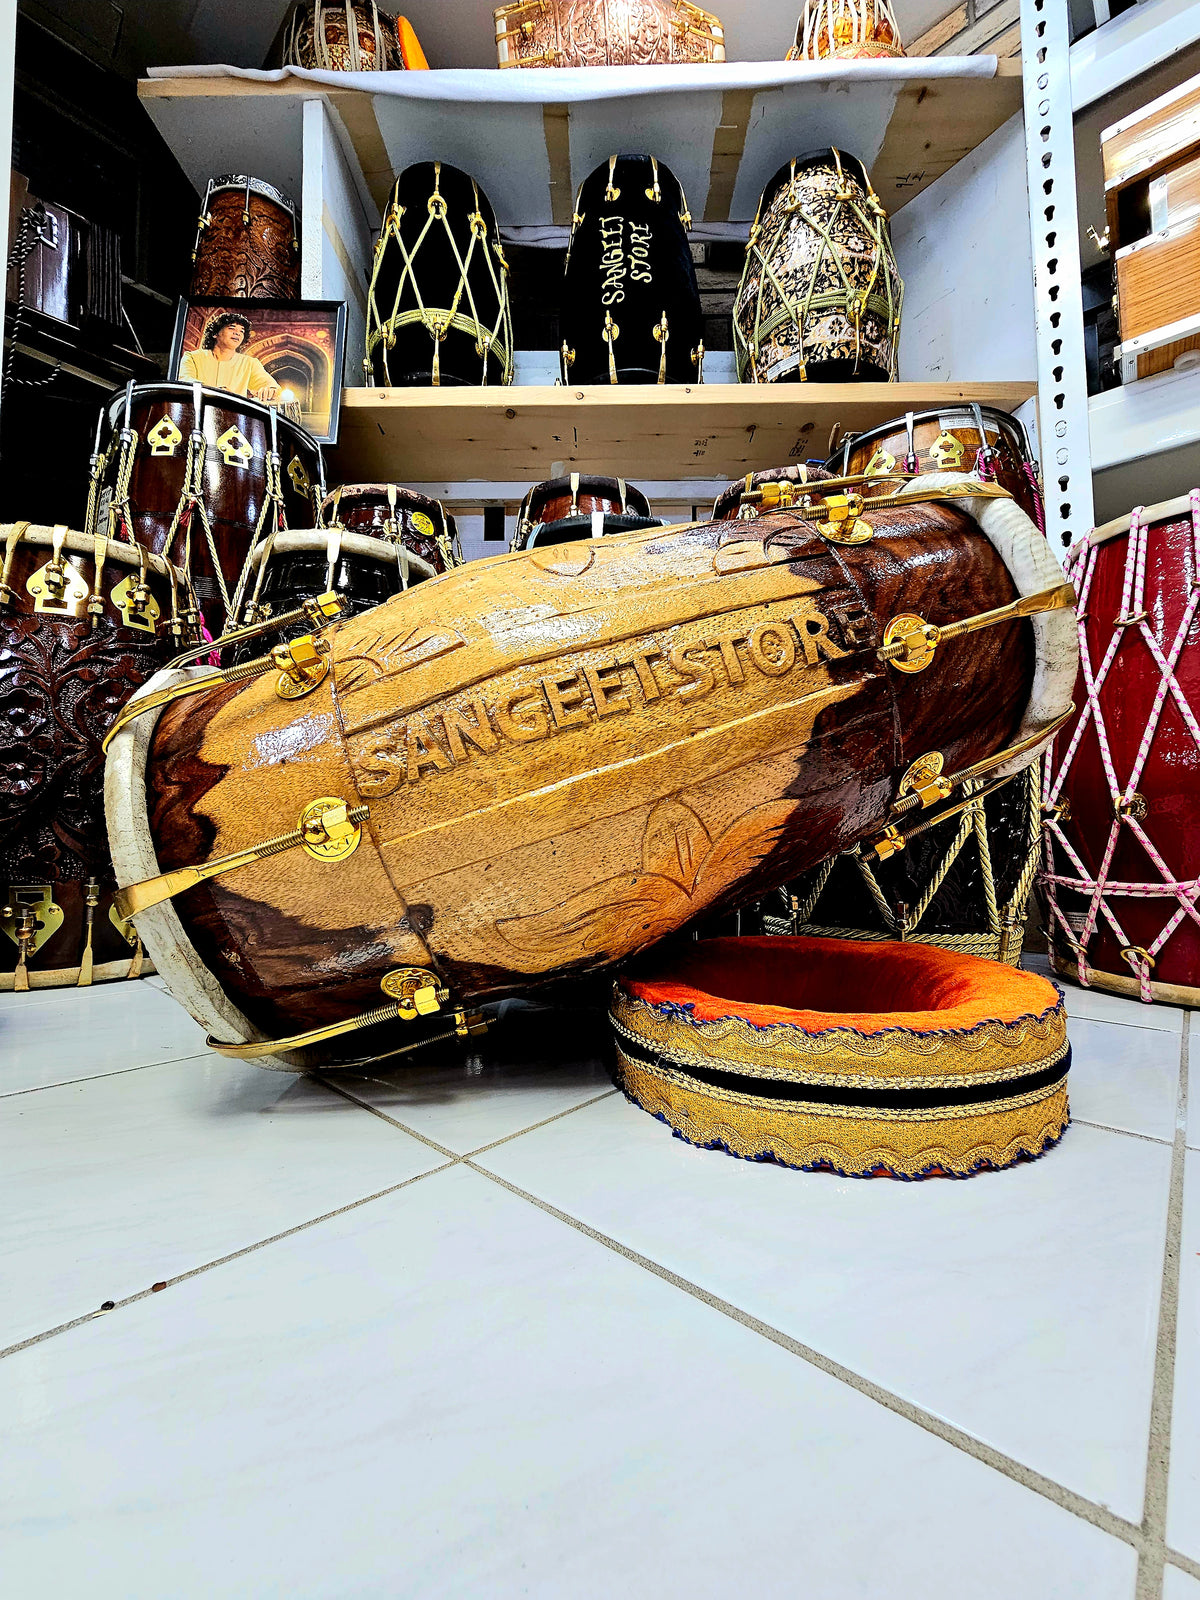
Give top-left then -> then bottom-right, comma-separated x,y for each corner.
167,590 -> 344,670
114,799 -> 368,920
206,1004 -> 491,1061
879,582 -> 1076,672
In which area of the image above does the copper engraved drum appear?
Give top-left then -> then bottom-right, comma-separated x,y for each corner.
560,155 -> 704,386
734,151 -> 902,385
1043,491 -> 1200,1004
494,0 -> 725,67
320,484 -> 461,575
1,523 -> 184,989
90,383 -> 324,637
190,176 -> 300,301
788,0 -> 905,60
365,162 -> 513,388
827,405 -> 1046,534
512,474 -> 656,551
105,475 -> 1073,1069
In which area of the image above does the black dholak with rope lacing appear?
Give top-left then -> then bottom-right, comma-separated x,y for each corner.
734,149 -> 902,384
365,161 -> 514,388
559,155 -> 704,386
87,382 -> 324,638
757,765 -> 1043,965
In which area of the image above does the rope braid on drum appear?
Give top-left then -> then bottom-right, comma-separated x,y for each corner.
735,151 -> 902,384
365,163 -> 513,387
1042,490 -> 1200,1001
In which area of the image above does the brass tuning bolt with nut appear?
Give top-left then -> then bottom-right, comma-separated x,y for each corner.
167,590 -> 344,670
880,582 -> 1076,673
102,614 -> 343,755
113,798 -> 369,922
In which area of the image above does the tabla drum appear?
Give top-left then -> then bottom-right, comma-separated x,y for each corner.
89,382 -> 324,638
560,155 -> 703,386
104,472 -> 1074,1070
512,474 -> 657,551
365,162 -> 513,388
712,465 -> 828,522
788,0 -> 905,59
0,523 -> 185,989
761,764 -> 1042,964
224,528 -> 438,668
276,0 -> 419,70
190,176 -> 300,301
827,405 -> 1046,535
320,483 -> 461,574
1042,491 -> 1200,1005
734,150 -> 902,385
494,0 -> 725,66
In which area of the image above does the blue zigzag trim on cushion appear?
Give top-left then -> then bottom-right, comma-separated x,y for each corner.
619,1091 -> 1070,1181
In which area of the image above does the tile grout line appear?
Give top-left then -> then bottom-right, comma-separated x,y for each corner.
1167,1551 -> 1200,1583
316,1073 -> 620,1160
465,1158 -> 1148,1556
1134,1022 -> 1190,1600
0,1080 -> 621,1362
0,1051 -> 212,1100
1072,1117 -> 1173,1148
0,1162 -> 455,1362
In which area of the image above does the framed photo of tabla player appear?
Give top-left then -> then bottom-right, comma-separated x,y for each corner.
169,297 -> 348,444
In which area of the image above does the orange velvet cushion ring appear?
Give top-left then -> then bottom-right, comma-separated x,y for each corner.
610,937 -> 1069,1180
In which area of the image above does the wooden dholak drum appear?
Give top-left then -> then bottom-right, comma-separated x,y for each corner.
734,150 -> 902,385
104,473 -> 1074,1069
190,176 -> 300,301
827,405 -> 1046,534
90,382 -> 324,637
1043,491 -> 1200,1005
365,162 -> 513,388
320,483 -> 460,574
788,0 -> 905,60
224,529 -> 438,667
494,0 -> 725,67
1,523 -> 185,989
512,474 -> 655,551
560,155 -> 703,386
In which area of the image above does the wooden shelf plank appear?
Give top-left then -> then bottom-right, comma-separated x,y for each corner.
138,61 -> 1021,223
330,380 -> 1038,483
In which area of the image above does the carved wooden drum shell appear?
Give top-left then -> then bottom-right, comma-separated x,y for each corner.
107,482 -> 1072,1068
2,525 -> 180,988
828,406 -> 1045,534
320,484 -> 460,575
95,383 -> 323,638
190,176 -> 300,301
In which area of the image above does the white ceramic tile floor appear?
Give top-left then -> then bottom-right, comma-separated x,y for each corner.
0,971 -> 1195,1597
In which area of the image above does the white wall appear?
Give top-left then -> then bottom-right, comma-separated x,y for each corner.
891,110 -> 1036,384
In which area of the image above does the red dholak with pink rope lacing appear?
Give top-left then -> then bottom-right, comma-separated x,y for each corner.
1041,489 -> 1200,1005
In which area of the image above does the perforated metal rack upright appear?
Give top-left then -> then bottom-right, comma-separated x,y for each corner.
1022,0 -> 1094,550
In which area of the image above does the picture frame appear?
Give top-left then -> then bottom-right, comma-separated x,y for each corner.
168,296 -> 348,445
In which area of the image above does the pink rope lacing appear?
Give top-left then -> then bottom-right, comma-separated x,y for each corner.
1040,488 -> 1200,1001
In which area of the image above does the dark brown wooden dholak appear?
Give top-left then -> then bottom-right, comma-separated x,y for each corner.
320,484 -> 459,574
95,383 -> 323,636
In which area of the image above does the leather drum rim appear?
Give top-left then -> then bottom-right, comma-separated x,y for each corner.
243,528 -> 439,584
6,524 -> 186,581
103,668 -> 307,1072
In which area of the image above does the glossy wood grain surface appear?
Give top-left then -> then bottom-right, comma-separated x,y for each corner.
145,504 -> 1031,1048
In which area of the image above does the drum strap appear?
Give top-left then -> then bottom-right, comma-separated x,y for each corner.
0,520 -> 29,606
